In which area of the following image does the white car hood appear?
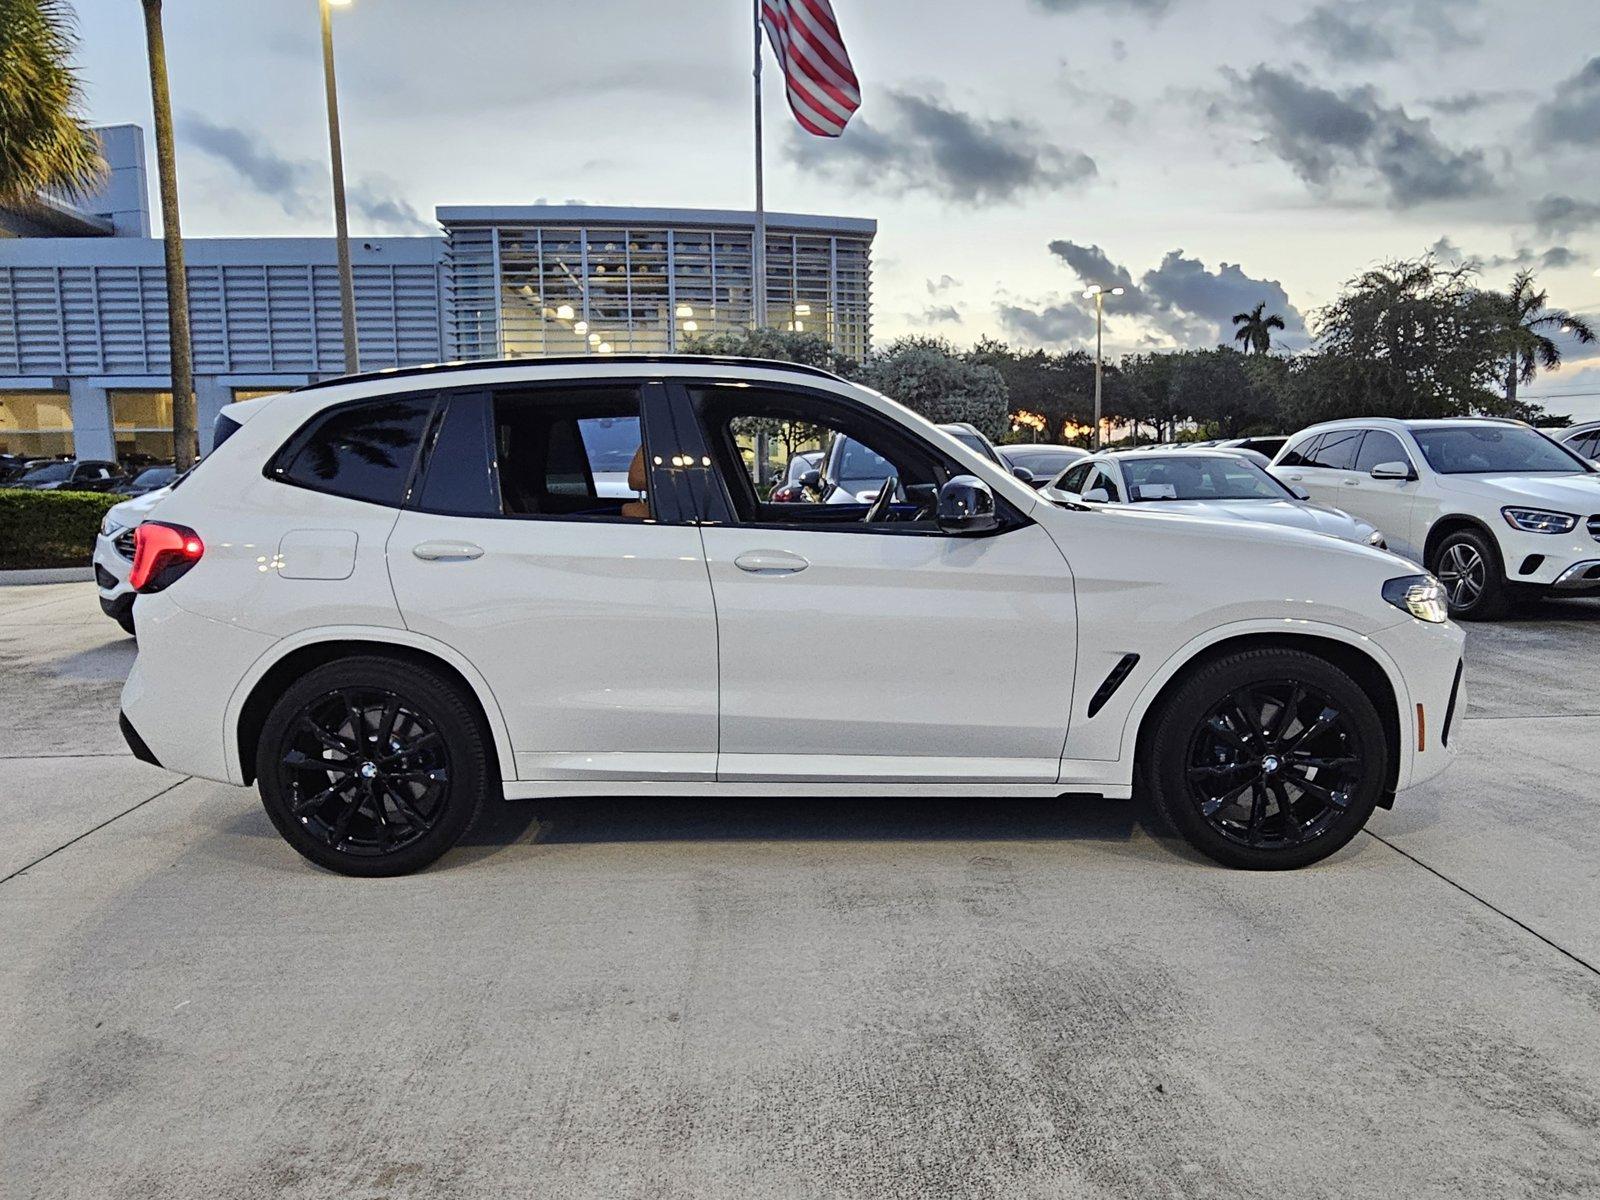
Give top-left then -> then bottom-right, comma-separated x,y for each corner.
106,485 -> 171,529
1435,472 -> 1600,510
1116,498 -> 1376,542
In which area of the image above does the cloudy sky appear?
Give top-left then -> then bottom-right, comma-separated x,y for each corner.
72,0 -> 1600,415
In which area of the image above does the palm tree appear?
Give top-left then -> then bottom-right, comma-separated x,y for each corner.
1231,301 -> 1286,355
1496,270 -> 1595,408
0,0 -> 105,206
139,0 -> 197,471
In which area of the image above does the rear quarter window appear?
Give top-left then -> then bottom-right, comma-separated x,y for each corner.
271,395 -> 435,506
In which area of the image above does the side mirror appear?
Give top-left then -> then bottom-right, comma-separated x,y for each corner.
1010,465 -> 1036,484
936,474 -> 999,534
1082,487 -> 1111,504
1370,461 -> 1414,481
1290,484 -> 1311,501
799,468 -> 822,490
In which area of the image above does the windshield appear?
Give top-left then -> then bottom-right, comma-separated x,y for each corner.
1412,426 -> 1588,475
577,415 -> 642,473
945,429 -> 999,463
833,435 -> 893,484
1120,456 -> 1291,502
1004,448 -> 1079,474
20,462 -> 72,483
134,467 -> 175,487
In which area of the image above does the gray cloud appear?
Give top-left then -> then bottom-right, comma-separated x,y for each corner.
1423,89 -> 1532,116
1295,6 -> 1395,63
1292,0 -> 1483,65
1533,194 -> 1600,237
1031,0 -> 1176,13
1428,235 -> 1582,273
1226,66 -> 1494,206
180,114 -> 318,218
1047,241 -> 1146,310
790,90 -> 1095,205
926,274 -> 962,294
181,115 -> 433,234
1533,57 -> 1600,148
996,299 -> 1096,346
909,304 -> 963,326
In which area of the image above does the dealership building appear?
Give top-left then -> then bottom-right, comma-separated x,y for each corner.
0,125 -> 875,461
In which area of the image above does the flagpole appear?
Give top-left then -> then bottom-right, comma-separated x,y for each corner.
752,0 -> 768,329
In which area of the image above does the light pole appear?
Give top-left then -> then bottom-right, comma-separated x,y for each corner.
319,0 -> 359,374
1081,284 -> 1124,449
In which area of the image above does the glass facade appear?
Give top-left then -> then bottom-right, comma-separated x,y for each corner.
0,390 -> 74,457
444,208 -> 874,365
110,389 -> 174,461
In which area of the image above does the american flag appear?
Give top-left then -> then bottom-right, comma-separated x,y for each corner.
760,0 -> 861,138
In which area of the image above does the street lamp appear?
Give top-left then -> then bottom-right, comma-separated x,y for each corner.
1081,284 -> 1125,449
319,0 -> 359,374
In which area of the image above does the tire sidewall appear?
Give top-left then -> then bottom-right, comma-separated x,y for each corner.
1430,526 -> 1508,621
257,656 -> 488,877
1149,650 -> 1386,870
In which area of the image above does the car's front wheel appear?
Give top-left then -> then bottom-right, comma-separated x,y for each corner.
1144,649 -> 1387,869
256,656 -> 489,876
1429,526 -> 1510,620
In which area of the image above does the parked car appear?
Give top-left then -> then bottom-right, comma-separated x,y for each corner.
1271,417 -> 1600,619
6,458 -> 122,491
1214,436 -> 1289,459
112,465 -> 179,496
1551,420 -> 1600,464
1044,450 -> 1387,547
119,355 -> 1463,877
996,443 -> 1089,488
819,422 -> 1004,504
94,486 -> 173,635
769,449 -> 824,502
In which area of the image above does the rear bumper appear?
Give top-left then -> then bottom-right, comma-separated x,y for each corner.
119,711 -> 161,767
99,591 -> 134,622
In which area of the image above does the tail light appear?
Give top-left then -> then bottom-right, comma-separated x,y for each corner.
129,522 -> 205,593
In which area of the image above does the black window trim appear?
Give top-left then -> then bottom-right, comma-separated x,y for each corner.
404,378 -> 699,527
667,377 -> 1030,538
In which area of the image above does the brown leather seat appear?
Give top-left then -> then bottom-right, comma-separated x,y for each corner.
619,447 -> 651,520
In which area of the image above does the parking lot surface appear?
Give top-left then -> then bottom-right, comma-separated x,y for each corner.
3,582 -> 1599,1199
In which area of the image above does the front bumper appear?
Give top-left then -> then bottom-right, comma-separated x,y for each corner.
91,530 -> 134,601
1369,616 -> 1466,793
1496,523 -> 1600,590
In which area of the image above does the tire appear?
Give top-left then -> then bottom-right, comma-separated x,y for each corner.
1429,526 -> 1509,620
1143,649 -> 1387,870
116,609 -> 136,637
256,655 -> 489,877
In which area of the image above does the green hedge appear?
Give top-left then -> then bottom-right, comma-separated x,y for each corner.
0,489 -> 123,570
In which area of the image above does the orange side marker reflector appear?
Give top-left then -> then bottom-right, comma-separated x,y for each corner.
1416,704 -> 1426,753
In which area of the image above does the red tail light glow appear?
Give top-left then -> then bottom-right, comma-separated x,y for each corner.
129,522 -> 205,593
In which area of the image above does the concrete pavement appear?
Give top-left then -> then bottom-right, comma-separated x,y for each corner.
3,583 -> 1598,1199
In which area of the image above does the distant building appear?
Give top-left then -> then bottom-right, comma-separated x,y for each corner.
0,126 -> 874,461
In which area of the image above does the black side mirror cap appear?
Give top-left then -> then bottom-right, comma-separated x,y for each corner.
937,474 -> 1000,534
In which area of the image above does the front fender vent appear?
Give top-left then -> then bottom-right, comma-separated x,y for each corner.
1086,653 -> 1141,719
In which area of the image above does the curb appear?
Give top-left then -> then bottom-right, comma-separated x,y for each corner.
0,567 -> 95,587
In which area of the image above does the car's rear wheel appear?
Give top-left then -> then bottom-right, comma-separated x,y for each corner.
1429,526 -> 1509,620
256,656 -> 488,876
1144,649 -> 1387,869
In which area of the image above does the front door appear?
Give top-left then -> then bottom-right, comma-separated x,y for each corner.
679,380 -> 1077,783
385,382 -> 719,782
1347,428 -> 1423,559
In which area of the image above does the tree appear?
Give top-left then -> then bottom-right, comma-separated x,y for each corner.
1168,348 -> 1281,438
140,0 -> 197,470
857,336 -> 1009,439
965,338 -> 1095,444
1231,301 -> 1286,356
1311,255 -> 1505,419
1492,270 -> 1595,413
681,324 -> 855,377
0,0 -> 104,206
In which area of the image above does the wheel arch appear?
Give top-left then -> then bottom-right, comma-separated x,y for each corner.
1128,630 -> 1404,804
1422,513 -> 1503,571
228,628 -> 514,787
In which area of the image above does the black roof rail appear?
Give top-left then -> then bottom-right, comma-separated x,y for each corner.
294,353 -> 848,393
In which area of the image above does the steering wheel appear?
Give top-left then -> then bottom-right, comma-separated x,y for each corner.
862,475 -> 898,523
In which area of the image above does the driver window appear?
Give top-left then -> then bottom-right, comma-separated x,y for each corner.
1056,462 -> 1093,494
1085,465 -> 1122,502
691,385 -> 947,530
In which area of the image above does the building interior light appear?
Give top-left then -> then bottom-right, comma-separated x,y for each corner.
573,321 -> 588,335
675,305 -> 694,318
597,342 -> 613,354
588,332 -> 602,345
795,303 -> 811,316
682,320 -> 698,333
555,304 -> 575,320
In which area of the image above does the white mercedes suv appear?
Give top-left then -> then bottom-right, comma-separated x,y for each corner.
1271,417 -> 1600,619
119,357 -> 1464,876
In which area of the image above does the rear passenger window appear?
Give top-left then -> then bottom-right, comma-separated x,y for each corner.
493,386 -> 651,520
1279,435 -> 1318,468
1305,429 -> 1362,470
273,396 -> 434,506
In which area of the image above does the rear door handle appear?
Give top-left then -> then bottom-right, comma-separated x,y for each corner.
412,540 -> 484,562
734,549 -> 809,575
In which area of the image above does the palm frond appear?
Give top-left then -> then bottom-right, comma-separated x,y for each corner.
0,0 -> 107,205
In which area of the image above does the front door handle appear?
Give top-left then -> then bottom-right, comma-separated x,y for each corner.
1342,478 -> 1360,486
734,549 -> 809,575
412,540 -> 484,562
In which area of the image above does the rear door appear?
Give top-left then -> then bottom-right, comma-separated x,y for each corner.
386,381 -> 719,783
1284,428 -> 1363,507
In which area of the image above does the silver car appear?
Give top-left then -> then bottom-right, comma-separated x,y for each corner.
1044,449 -> 1388,548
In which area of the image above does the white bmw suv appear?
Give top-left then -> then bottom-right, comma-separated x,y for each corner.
119,357 -> 1464,876
1271,417 -> 1600,619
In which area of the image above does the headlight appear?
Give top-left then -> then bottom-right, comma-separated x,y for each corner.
1365,529 -> 1387,548
1501,507 -> 1577,534
1383,574 -> 1449,623
100,513 -> 123,537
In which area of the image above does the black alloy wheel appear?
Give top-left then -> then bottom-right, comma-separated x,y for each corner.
258,657 -> 489,876
1145,648 -> 1387,869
